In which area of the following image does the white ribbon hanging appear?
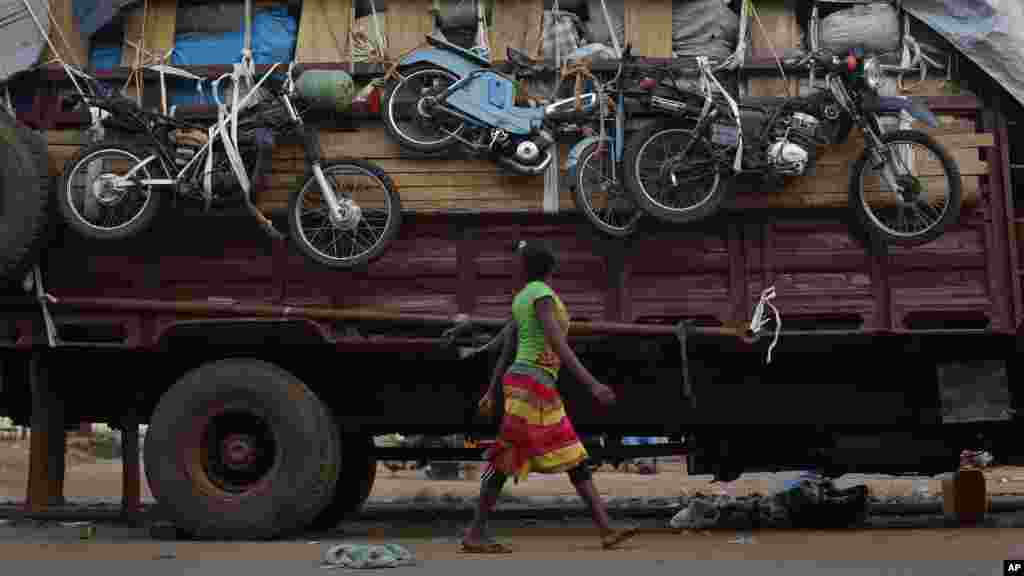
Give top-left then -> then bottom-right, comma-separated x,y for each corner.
748,286 -> 781,364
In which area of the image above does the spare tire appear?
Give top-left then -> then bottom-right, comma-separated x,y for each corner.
0,110 -> 51,285
144,358 -> 341,540
309,433 -> 377,531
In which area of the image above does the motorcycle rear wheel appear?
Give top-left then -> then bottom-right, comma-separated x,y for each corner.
623,121 -> 730,225
849,129 -> 962,247
380,64 -> 465,155
58,141 -> 164,241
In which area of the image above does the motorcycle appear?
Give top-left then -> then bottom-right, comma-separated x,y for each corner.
622,50 -> 963,247
380,32 -> 602,176
59,63 -> 402,270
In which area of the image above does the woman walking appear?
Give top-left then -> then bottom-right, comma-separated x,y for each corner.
462,239 -> 638,553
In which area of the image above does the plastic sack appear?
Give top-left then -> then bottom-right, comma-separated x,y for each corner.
819,2 -> 901,56
540,10 -> 585,61
671,0 -> 739,60
584,0 -> 624,49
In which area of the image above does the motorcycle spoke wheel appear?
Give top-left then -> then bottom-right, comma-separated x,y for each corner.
385,67 -> 464,150
290,161 -> 401,268
854,132 -> 960,245
64,148 -> 155,234
633,128 -> 721,216
575,141 -> 640,237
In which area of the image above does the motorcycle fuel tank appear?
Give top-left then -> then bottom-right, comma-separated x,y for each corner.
445,71 -> 545,136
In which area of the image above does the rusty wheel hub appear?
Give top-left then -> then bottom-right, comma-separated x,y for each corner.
221,433 -> 258,471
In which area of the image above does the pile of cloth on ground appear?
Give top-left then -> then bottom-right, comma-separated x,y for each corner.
669,472 -> 870,530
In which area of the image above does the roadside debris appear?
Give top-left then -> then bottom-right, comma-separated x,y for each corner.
60,521 -> 95,539
322,543 -> 417,569
960,450 -> 994,469
670,473 -> 869,530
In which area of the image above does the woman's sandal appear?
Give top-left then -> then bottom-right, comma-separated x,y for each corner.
460,537 -> 514,554
601,526 -> 639,549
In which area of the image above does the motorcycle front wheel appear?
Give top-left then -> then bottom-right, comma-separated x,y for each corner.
623,122 -> 730,225
849,129 -> 962,247
380,64 -> 465,155
573,139 -> 642,238
287,159 -> 402,270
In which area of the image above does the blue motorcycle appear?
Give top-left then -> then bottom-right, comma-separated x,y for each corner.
380,33 -> 600,176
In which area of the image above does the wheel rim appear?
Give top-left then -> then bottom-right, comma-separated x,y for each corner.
293,164 -> 395,263
386,68 -> 464,147
66,148 -> 154,233
199,410 -> 277,494
633,128 -> 720,215
578,143 -> 640,233
858,140 -> 952,239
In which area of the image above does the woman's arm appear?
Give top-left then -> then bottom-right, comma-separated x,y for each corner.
488,320 -> 517,393
535,297 -> 603,392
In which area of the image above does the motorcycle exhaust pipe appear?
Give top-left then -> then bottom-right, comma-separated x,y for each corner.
497,149 -> 553,175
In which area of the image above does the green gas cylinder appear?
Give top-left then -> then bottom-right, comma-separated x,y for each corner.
295,69 -> 356,113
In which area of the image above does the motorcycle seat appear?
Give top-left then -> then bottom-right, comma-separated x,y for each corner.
738,96 -> 788,113
425,33 -> 491,67
172,104 -> 220,122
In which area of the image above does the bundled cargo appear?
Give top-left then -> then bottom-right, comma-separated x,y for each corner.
819,1 -> 901,56
671,0 -> 739,61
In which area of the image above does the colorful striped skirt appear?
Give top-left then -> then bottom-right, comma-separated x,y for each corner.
483,363 -> 589,482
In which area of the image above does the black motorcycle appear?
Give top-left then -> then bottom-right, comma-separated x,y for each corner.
622,51 -> 962,247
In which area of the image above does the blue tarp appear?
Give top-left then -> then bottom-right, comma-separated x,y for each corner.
167,6 -> 298,106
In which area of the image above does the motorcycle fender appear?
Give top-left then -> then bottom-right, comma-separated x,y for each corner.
875,96 -> 940,129
396,47 -> 479,79
565,136 -> 612,185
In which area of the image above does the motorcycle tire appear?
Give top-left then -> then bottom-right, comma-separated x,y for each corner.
572,139 -> 642,238
622,121 -> 730,226
58,141 -> 164,241
287,158 -> 402,270
380,64 -> 464,156
849,129 -> 962,247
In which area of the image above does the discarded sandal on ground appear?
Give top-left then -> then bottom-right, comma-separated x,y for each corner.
460,538 -> 514,554
601,527 -> 638,549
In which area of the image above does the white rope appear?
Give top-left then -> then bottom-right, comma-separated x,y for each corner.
748,286 -> 781,364
597,0 -> 621,59
30,265 -> 58,348
18,0 -> 87,97
2,85 -> 13,116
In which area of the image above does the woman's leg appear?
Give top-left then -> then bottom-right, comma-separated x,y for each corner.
464,464 -> 508,544
568,463 -> 637,548
567,463 -> 612,534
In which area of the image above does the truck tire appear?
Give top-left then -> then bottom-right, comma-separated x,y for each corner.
144,359 -> 341,540
0,110 -> 52,284
309,434 -> 377,531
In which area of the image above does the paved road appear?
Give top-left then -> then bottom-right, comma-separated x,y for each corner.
1,516 -> 1023,576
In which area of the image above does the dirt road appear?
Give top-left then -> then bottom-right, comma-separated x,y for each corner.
1,522 -> 1023,562
4,440 -> 1024,505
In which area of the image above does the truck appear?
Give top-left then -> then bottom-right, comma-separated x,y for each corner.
1,0 -> 1022,542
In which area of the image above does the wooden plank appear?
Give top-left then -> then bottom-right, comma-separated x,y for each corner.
747,0 -> 800,98
295,0 -> 352,63
40,0 -> 88,69
624,0 -> 673,58
121,0 -> 178,67
386,0 -> 434,60
489,0 -> 544,62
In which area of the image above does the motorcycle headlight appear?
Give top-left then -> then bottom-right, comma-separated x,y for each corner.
863,57 -> 883,90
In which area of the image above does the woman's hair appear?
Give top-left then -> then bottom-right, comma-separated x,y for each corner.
516,239 -> 556,281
